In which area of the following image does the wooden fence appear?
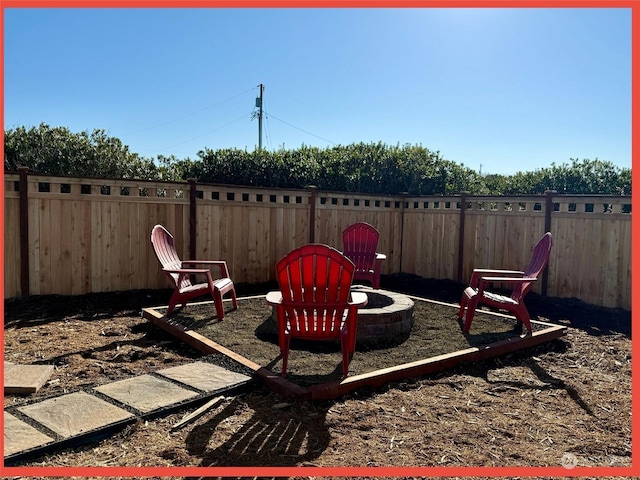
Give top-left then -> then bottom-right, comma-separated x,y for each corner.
4,171 -> 632,310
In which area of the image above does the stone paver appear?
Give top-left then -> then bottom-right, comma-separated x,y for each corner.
5,361 -> 252,461
157,361 -> 252,392
95,374 -> 199,413
17,391 -> 134,439
4,364 -> 54,394
4,411 -> 55,457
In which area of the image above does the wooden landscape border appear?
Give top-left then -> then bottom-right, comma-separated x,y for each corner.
142,294 -> 568,401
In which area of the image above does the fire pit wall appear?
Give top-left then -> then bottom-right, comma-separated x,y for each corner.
352,287 -> 415,346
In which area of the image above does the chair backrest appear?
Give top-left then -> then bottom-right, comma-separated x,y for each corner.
342,222 -> 380,271
511,232 -> 553,301
150,225 -> 191,290
275,244 -> 355,339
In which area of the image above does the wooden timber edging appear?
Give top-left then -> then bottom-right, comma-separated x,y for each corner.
142,306 -> 311,400
307,322 -> 567,401
142,297 -> 567,402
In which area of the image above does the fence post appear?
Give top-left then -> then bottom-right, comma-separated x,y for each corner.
457,192 -> 469,282
188,178 -> 197,259
308,185 -> 317,243
19,167 -> 30,296
399,192 -> 408,272
542,189 -> 556,296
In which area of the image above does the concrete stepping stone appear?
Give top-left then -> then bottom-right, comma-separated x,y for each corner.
5,362 -> 253,462
4,411 -> 55,457
95,374 -> 199,414
156,361 -> 252,392
4,364 -> 54,394
17,391 -> 134,439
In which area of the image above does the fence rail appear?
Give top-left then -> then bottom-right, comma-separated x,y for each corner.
4,171 -> 631,310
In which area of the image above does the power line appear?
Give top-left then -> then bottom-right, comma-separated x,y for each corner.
149,111 -> 253,155
264,111 -> 273,150
265,111 -> 337,146
124,86 -> 258,136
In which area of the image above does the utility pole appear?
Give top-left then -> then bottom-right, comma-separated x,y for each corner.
256,84 -> 264,150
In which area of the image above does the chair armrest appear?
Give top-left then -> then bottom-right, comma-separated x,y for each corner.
163,267 -> 211,275
266,290 -> 368,308
480,276 -> 538,283
349,291 -> 368,307
265,291 -> 283,306
472,269 -> 525,275
163,267 -> 216,288
470,269 -> 524,288
477,276 -> 537,294
181,260 -> 230,278
182,260 -> 228,266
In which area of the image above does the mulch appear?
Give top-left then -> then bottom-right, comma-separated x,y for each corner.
3,274 -> 631,471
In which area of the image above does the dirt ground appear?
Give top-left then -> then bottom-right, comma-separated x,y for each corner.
3,274 -> 632,476
167,293 -> 547,386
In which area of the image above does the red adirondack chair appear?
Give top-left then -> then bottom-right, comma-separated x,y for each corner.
150,225 -> 237,320
342,222 -> 386,289
458,232 -> 553,334
265,244 -> 368,378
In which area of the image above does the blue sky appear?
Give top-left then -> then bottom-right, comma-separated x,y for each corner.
3,7 -> 632,175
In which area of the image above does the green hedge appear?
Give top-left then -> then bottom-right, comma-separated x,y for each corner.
5,124 -> 630,195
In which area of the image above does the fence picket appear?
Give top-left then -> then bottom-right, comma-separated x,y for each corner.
4,173 -> 631,310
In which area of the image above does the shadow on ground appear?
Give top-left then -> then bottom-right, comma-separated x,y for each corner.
184,393 -> 331,467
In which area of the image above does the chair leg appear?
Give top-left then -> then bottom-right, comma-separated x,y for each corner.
230,284 -> 238,310
212,288 -> 225,320
340,342 -> 350,378
458,287 -> 474,320
340,333 -> 355,378
464,296 -> 479,333
515,305 -> 532,333
167,291 -> 181,316
458,295 -> 468,319
372,272 -> 381,290
277,311 -> 290,377
280,334 -> 291,377
373,258 -> 383,289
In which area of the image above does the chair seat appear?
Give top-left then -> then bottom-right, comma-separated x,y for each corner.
464,286 -> 520,306
281,305 -> 350,336
179,283 -> 210,294
285,315 -> 348,337
213,277 -> 234,290
181,277 -> 233,294
482,291 -> 518,305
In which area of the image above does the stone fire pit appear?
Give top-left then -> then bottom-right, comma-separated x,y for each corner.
352,286 -> 415,346
266,286 -> 415,349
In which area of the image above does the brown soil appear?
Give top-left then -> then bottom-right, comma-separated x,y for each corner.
3,274 -> 631,475
167,294 -> 547,386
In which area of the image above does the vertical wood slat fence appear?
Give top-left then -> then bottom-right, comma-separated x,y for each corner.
4,171 -> 631,310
